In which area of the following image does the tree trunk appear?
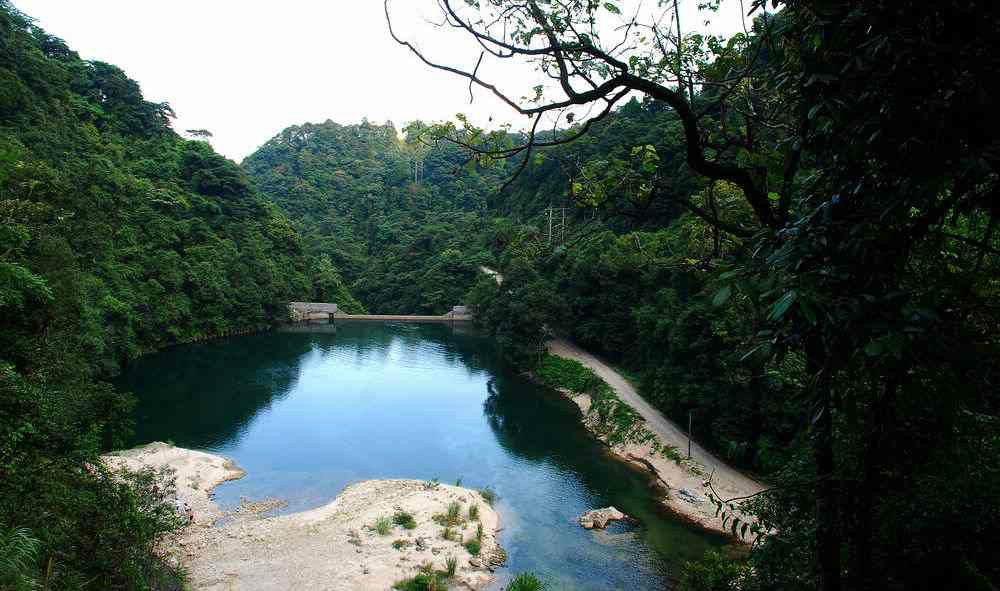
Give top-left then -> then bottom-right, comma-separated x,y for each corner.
814,366 -> 841,591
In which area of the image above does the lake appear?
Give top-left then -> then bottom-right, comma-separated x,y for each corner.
118,321 -> 724,590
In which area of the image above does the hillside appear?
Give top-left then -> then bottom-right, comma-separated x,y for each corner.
243,120 -> 507,314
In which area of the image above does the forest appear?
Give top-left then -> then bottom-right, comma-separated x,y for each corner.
2,0 -> 999,590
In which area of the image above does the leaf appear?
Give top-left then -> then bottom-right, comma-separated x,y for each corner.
712,285 -> 732,307
768,290 -> 798,321
603,2 -> 621,14
865,341 -> 884,356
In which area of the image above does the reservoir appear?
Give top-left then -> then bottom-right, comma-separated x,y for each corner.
119,321 -> 724,590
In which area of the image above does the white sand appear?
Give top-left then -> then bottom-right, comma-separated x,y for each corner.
103,444 -> 503,591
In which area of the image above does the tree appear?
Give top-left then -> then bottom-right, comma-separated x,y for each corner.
389,2 -> 1000,589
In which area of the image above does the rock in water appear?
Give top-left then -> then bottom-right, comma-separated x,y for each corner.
578,507 -> 626,529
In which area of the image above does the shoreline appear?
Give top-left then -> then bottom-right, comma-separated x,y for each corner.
543,339 -> 765,541
103,443 -> 504,591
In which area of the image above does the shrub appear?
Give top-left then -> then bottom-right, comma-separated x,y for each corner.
505,572 -> 545,591
445,501 -> 462,525
479,488 -> 497,506
445,555 -> 458,577
679,550 -> 749,591
393,511 -> 417,530
392,539 -> 411,551
0,526 -> 40,591
476,523 -> 483,541
464,538 -> 481,555
468,504 -> 479,521
374,516 -> 392,536
393,572 -> 446,591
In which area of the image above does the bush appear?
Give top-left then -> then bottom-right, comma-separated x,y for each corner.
479,488 -> 497,506
374,516 -> 392,536
468,504 -> 479,521
393,511 -> 417,530
679,550 -> 748,591
464,538 -> 481,555
505,572 -> 545,591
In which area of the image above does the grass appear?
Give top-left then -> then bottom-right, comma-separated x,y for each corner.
479,488 -> 497,506
393,511 -> 417,530
476,523 -> 483,541
374,516 -> 392,536
441,526 -> 460,541
468,504 -> 479,521
505,572 -> 545,591
445,501 -> 462,524
392,539 -> 412,551
393,561 -> 458,591
423,478 -> 440,490
454,477 -> 463,486
464,538 -> 481,556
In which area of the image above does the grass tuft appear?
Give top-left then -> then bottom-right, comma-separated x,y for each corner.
476,522 -> 483,541
505,572 -> 545,591
479,488 -> 497,506
374,515 -> 392,536
468,504 -> 479,521
464,538 -> 481,556
393,510 -> 417,530
445,555 -> 458,577
445,501 -> 462,524
392,539 -> 412,551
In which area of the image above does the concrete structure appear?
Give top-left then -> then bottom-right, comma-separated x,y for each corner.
288,302 -> 472,323
289,302 -> 338,322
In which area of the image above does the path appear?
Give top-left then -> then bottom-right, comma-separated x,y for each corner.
547,338 -> 765,534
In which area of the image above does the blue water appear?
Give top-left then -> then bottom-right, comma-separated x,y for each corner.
118,321 -> 724,590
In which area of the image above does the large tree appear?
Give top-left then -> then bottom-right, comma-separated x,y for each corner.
387,1 -> 1000,589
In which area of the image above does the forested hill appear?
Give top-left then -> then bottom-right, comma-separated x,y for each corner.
0,4 -> 313,588
243,120 -> 506,314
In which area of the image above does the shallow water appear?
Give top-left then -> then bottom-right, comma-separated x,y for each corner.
119,321 -> 725,590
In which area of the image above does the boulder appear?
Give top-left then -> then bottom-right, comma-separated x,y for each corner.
578,506 -> 626,529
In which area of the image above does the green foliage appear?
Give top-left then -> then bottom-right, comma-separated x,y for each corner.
478,488 -> 496,506
679,550 -> 748,591
0,6 -> 312,589
393,564 -> 449,591
445,555 -> 458,577
468,504 -> 479,521
392,539 -> 411,551
445,501 -> 462,525
374,516 -> 392,536
504,572 -> 545,591
393,511 -> 417,530
463,538 -> 481,556
0,526 -> 40,591
243,119 -> 505,315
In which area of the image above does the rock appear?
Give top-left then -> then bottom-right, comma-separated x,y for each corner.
578,507 -> 626,529
676,488 -> 703,505
468,558 -> 481,568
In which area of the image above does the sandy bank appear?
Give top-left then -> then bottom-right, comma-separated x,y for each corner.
103,444 -> 503,591
546,340 -> 765,539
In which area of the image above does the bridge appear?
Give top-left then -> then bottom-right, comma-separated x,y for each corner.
288,302 -> 471,323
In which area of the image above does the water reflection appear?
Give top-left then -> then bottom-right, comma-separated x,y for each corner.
118,321 -> 723,591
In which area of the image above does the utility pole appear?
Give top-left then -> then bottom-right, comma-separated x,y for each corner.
688,411 -> 693,459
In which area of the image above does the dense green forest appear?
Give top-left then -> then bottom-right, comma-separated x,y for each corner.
243,120 -> 506,314
394,1 -> 1000,590
0,3 -> 317,588
2,0 -> 999,590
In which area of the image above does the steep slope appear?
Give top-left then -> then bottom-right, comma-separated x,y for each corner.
0,4 -> 314,588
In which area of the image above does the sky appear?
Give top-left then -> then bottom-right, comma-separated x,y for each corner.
14,1 -> 750,161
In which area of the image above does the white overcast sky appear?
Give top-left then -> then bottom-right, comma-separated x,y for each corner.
14,1 -> 750,161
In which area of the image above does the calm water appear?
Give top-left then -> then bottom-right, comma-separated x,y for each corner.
119,321 -> 724,590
